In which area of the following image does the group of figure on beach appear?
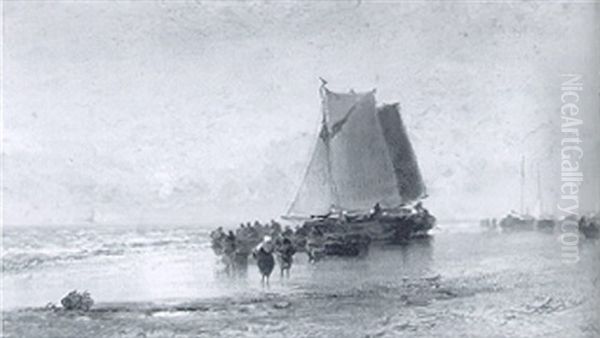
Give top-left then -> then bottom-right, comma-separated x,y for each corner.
480,212 -> 600,238
210,220 -> 297,284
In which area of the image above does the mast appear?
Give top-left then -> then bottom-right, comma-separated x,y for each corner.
536,164 -> 543,215
520,156 -> 525,215
319,79 -> 340,207
597,175 -> 600,213
85,207 -> 96,224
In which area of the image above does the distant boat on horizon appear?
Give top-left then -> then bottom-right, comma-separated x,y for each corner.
497,158 -> 557,232
84,208 -> 97,225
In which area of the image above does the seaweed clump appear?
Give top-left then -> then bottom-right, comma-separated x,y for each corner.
60,290 -> 94,311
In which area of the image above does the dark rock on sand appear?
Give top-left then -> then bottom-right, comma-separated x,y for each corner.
60,290 -> 94,311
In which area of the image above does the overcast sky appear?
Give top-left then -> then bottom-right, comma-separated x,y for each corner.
3,1 -> 599,226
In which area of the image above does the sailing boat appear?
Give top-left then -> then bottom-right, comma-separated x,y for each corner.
579,215 -> 600,239
532,164 -> 556,232
285,80 -> 435,252
579,180 -> 599,239
209,81 -> 435,263
499,156 -> 535,231
85,208 -> 97,224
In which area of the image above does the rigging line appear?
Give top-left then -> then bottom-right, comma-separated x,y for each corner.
329,102 -> 359,139
285,138 -> 322,215
288,82 -> 373,214
285,79 -> 332,215
320,83 -> 340,207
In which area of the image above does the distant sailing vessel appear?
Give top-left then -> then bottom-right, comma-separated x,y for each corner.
579,214 -> 600,239
498,159 -> 556,232
286,80 -> 435,252
85,208 -> 97,225
531,164 -> 556,232
499,157 -> 536,232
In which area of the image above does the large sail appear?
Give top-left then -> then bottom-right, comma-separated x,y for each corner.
287,86 -> 424,216
286,135 -> 336,216
325,89 -> 401,211
377,104 -> 425,202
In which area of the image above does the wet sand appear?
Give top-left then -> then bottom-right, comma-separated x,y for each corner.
3,271 -> 598,338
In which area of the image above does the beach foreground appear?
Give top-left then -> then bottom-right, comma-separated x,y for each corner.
2,226 -> 599,337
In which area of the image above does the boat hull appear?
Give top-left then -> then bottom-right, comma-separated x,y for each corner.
295,210 -> 436,248
499,216 -> 534,232
535,219 -> 556,233
210,209 -> 436,262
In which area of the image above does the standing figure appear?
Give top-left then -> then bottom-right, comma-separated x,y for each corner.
253,236 -> 275,285
306,227 -> 325,263
276,237 -> 296,278
210,227 -> 226,255
221,231 -> 237,275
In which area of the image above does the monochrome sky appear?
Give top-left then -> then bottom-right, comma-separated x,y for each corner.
4,1 -> 599,226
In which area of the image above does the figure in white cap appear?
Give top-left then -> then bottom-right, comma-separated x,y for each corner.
252,235 -> 275,285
